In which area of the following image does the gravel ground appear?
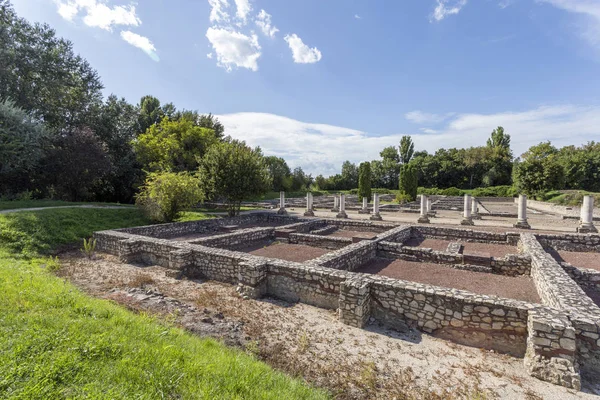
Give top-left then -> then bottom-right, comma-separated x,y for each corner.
56,252 -> 599,399
234,240 -> 331,262
328,230 -> 378,239
403,238 -> 519,258
357,258 -> 541,304
548,249 -> 600,272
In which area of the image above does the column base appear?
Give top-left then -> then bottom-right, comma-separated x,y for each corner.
472,214 -> 482,220
277,208 -> 287,215
513,220 -> 531,229
358,209 -> 370,214
336,211 -> 348,219
417,216 -> 430,224
370,213 -> 382,221
331,208 -> 339,213
460,218 -> 474,226
303,210 -> 315,217
577,224 -> 598,233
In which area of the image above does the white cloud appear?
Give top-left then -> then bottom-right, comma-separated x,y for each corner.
234,0 -> 252,24
430,0 -> 468,22
54,0 -> 141,31
284,34 -> 322,64
537,0 -> 600,49
206,27 -> 261,71
207,52 -> 214,59
420,128 -> 439,134
255,9 -> 278,38
405,111 -> 454,124
120,30 -> 159,61
354,14 -> 361,19
216,105 -> 600,175
209,0 -> 230,23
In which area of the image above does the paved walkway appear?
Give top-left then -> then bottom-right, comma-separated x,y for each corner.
0,205 -> 134,214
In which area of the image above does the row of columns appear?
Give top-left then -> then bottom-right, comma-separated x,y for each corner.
279,191 -> 597,233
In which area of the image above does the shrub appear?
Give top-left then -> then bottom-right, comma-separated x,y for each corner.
395,193 -> 412,204
398,163 -> 418,201
136,171 -> 204,222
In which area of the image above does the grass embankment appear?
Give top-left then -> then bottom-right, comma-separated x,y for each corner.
0,208 -> 328,399
540,190 -> 600,206
0,199 -> 134,211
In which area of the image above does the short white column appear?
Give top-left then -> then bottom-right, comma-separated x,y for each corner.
304,192 -> 314,216
578,195 -> 597,233
359,196 -> 370,214
277,191 -> 287,214
370,193 -> 382,220
514,194 -> 531,229
427,197 -> 432,213
418,194 -> 430,223
337,194 -> 348,218
471,197 -> 481,220
331,195 -> 339,212
461,194 -> 474,225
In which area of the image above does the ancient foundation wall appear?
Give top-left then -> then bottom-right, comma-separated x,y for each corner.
288,233 -> 352,250
190,227 -> 274,249
536,233 -> 600,252
411,226 -> 520,245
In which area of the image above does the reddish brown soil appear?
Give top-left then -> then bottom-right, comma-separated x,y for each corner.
170,222 -> 287,241
357,258 -> 540,303
235,240 -> 330,262
328,230 -> 378,239
548,249 -> 600,272
403,238 -> 517,258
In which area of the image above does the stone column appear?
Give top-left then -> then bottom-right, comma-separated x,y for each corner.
336,194 -> 348,218
358,196 -> 370,214
471,197 -> 481,220
461,194 -> 474,225
418,194 -> 430,223
304,192 -> 314,216
578,195 -> 597,233
370,193 -> 382,220
331,195 -> 339,212
514,194 -> 531,229
277,191 -> 287,214
426,197 -> 432,216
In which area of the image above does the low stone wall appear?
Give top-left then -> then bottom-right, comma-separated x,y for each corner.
561,263 -> 600,291
289,232 -> 352,250
536,232 -> 600,252
310,240 -> 377,271
190,227 -> 274,249
411,226 -> 520,245
377,241 -> 531,276
310,225 -> 338,235
320,218 -> 399,233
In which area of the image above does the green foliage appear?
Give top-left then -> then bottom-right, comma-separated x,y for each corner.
398,163 -> 418,201
264,156 -> 292,191
136,171 -> 204,223
395,193 -> 412,204
290,167 -> 313,191
81,237 -> 97,259
513,142 -> 565,197
417,185 -> 517,197
539,190 -> 600,206
134,117 -> 218,172
358,162 -> 372,201
399,135 -> 414,164
199,139 -> 270,216
379,147 -> 401,189
0,99 -> 47,195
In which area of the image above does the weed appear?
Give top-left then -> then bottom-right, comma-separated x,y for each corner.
81,237 -> 97,259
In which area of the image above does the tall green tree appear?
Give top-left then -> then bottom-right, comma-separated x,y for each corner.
399,163 -> 418,201
358,162 -> 372,201
399,135 -> 415,164
137,95 -> 164,135
198,139 -> 270,216
264,156 -> 292,192
514,142 -> 565,197
340,161 -> 358,190
380,146 -> 400,189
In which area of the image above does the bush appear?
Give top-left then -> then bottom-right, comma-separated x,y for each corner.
136,171 -> 203,222
398,163 -> 418,201
395,193 -> 412,204
358,162 -> 372,201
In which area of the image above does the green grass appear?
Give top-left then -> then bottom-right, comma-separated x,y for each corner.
0,199 -> 134,211
0,207 -> 328,399
541,190 -> 600,206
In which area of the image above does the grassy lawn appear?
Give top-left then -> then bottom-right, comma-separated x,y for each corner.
0,199 -> 134,211
0,208 -> 328,399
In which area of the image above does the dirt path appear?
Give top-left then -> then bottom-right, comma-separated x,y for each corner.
57,252 -> 599,399
0,205 -> 133,214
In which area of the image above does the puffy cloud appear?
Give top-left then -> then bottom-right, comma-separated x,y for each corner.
234,0 -> 252,24
284,34 -> 322,64
216,105 -> 600,175
255,9 -> 278,38
209,0 -> 230,23
206,27 -> 261,71
430,0 -> 468,22
54,0 -> 140,31
120,31 -> 159,61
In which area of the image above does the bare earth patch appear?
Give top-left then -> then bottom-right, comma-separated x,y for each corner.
357,258 -> 541,304
232,240 -> 331,262
403,238 -> 450,252
403,238 -> 518,258
548,249 -> 600,272
56,252 -> 597,399
328,230 -> 378,240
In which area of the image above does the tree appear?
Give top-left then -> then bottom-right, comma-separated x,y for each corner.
0,1 -> 103,133
399,163 -> 418,201
340,161 -> 358,190
399,135 -> 414,164
485,127 -> 513,186
487,126 -> 511,151
358,162 -> 372,201
514,142 -> 565,197
290,167 -> 312,191
42,127 -> 111,201
0,99 -> 46,195
134,117 -> 219,172
264,156 -> 292,191
198,139 -> 270,216
380,146 -> 400,189
137,95 -> 164,134
136,171 -> 203,222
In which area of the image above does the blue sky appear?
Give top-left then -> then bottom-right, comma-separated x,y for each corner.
13,0 -> 600,176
